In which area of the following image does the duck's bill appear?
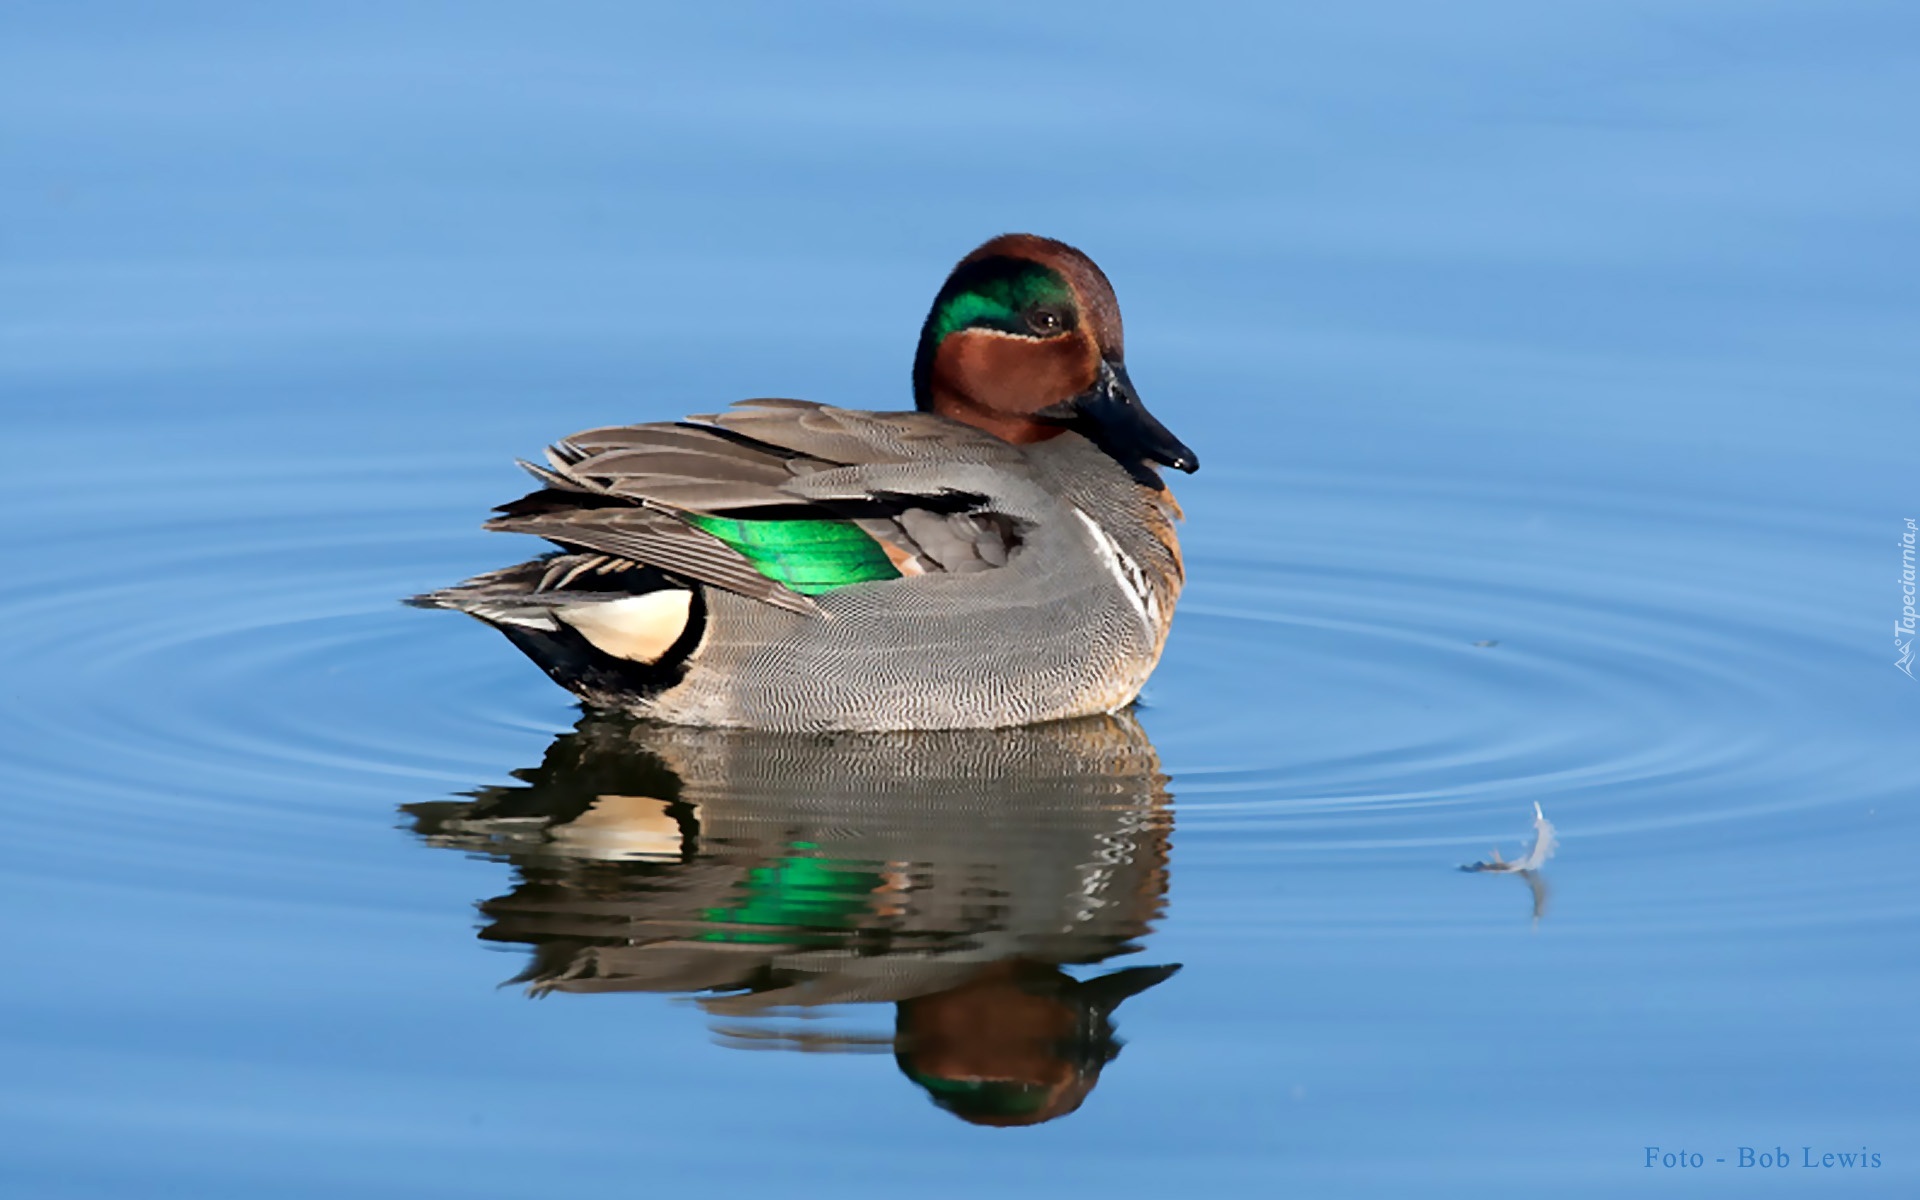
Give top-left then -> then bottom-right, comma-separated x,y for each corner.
1044,360 -> 1198,475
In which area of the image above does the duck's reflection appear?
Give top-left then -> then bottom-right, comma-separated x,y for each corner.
404,712 -> 1178,1126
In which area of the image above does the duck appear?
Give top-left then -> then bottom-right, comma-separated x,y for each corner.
411,234 -> 1198,731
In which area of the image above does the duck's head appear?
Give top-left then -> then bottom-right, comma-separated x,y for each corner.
892,960 -> 1180,1127
913,234 -> 1198,481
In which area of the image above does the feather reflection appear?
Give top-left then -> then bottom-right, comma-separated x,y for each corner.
405,712 -> 1178,1126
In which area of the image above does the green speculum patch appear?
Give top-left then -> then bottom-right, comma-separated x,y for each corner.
696,847 -> 885,945
930,262 -> 1074,345
683,513 -> 902,595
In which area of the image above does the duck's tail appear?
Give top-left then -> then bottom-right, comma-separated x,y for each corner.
409,555 -> 706,708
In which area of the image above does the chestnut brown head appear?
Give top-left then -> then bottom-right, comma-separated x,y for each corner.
912,234 -> 1197,481
893,959 -> 1181,1127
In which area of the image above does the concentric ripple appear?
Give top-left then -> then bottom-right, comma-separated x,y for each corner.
0,444 -> 1910,937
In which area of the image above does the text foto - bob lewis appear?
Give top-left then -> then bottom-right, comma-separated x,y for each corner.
1644,1146 -> 1882,1169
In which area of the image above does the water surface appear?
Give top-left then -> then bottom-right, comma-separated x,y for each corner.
3,3 -> 1916,1196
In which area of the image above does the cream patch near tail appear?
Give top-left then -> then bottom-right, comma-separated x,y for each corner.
556,590 -> 693,663
547,794 -> 691,861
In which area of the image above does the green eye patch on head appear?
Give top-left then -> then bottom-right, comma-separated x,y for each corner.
927,257 -> 1076,345
906,1072 -> 1054,1118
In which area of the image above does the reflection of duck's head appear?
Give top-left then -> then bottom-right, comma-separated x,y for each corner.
405,710 -> 1178,1125
896,960 -> 1179,1127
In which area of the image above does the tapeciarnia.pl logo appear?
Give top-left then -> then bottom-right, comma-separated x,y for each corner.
1898,518 -> 1917,678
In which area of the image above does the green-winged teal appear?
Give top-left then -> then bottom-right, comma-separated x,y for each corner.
413,234 -> 1197,730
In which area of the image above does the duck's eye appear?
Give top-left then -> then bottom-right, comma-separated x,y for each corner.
1025,307 -> 1064,335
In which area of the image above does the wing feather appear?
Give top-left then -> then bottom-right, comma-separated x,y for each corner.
473,401 -> 1030,614
486,507 -> 818,614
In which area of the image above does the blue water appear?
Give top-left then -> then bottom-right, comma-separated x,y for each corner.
4,3 -> 1917,1196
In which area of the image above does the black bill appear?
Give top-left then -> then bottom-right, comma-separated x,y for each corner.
1041,360 -> 1198,480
